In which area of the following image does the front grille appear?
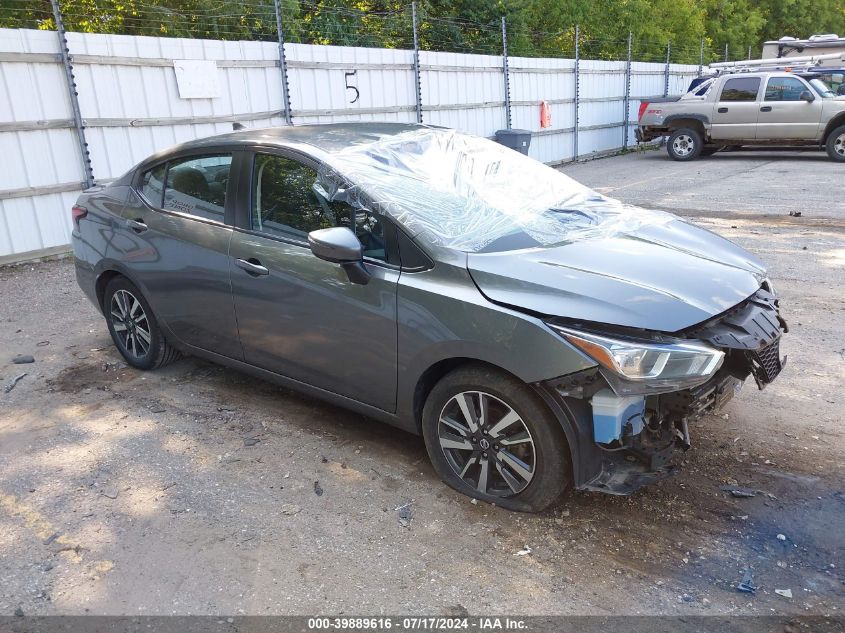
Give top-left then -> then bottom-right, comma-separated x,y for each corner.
750,338 -> 783,384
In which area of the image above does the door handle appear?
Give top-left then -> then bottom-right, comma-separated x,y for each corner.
717,107 -> 729,113
126,218 -> 148,233
760,106 -> 772,112
235,258 -> 269,277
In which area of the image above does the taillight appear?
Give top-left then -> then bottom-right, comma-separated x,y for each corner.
72,205 -> 88,229
637,101 -> 650,121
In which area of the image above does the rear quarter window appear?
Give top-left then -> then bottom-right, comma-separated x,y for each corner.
139,164 -> 166,207
719,77 -> 761,102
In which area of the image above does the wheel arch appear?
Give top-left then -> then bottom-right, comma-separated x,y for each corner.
665,116 -> 707,138
95,269 -> 126,312
822,114 -> 845,143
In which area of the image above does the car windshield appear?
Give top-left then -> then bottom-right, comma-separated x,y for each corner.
320,128 -> 670,253
808,77 -> 836,97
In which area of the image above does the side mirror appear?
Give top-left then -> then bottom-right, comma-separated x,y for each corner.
800,90 -> 815,102
307,227 -> 370,285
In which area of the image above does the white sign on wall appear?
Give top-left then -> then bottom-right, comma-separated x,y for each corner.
173,59 -> 220,99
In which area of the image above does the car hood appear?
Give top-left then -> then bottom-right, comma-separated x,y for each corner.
467,218 -> 767,332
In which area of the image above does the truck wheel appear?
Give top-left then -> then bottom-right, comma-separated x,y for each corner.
667,128 -> 702,161
826,125 -> 845,162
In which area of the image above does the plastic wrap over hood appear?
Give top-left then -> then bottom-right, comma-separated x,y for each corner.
319,127 -> 674,253
318,127 -> 766,331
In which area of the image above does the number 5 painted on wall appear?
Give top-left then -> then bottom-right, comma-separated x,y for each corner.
345,70 -> 360,104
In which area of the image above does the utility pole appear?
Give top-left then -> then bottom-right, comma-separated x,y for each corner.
273,0 -> 292,125
573,25 -> 580,161
501,17 -> 511,130
623,32 -> 632,148
411,2 -> 422,123
50,0 -> 94,188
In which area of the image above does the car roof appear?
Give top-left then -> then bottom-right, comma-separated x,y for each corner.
172,122 -> 432,155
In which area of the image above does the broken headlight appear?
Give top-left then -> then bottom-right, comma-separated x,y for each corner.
550,326 -> 724,395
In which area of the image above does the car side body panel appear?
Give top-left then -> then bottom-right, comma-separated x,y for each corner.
393,249 -> 597,429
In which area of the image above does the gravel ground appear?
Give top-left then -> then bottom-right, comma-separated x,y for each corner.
0,148 -> 843,616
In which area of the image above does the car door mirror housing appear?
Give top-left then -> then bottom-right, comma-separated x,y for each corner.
800,90 -> 815,102
308,227 -> 371,285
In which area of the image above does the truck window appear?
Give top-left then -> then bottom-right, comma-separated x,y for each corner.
719,77 -> 760,102
765,77 -> 808,101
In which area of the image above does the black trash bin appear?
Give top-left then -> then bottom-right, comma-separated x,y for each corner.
494,128 -> 532,155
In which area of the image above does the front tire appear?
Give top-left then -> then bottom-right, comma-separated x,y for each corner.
826,125 -> 845,162
421,364 -> 571,512
103,277 -> 180,370
667,128 -> 702,161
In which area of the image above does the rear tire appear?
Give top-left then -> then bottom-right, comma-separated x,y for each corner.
667,128 -> 702,161
825,125 -> 845,162
103,277 -> 180,370
421,364 -> 571,512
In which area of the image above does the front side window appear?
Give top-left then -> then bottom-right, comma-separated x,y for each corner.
765,77 -> 808,101
252,154 -> 387,261
719,77 -> 761,102
162,154 -> 232,222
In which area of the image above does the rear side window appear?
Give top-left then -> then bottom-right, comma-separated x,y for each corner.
163,154 -> 232,222
765,77 -> 807,101
719,77 -> 760,102
139,164 -> 166,207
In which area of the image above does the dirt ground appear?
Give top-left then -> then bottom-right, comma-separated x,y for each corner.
1,148 -> 843,617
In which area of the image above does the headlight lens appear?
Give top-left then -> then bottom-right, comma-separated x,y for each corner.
550,325 -> 724,394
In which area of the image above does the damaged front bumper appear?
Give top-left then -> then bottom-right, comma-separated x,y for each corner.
536,288 -> 787,496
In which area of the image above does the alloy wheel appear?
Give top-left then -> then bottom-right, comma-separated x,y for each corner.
437,391 -> 536,497
672,134 -> 694,157
110,289 -> 151,359
835,133 -> 845,157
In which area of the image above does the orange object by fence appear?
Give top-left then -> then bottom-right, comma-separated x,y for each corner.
540,101 -> 552,128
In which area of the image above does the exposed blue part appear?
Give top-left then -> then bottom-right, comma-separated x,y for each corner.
591,389 -> 645,444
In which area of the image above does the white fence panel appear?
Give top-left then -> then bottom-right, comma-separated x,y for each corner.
67,31 -> 286,182
421,51 -> 507,137
288,43 -> 417,124
0,27 -> 703,261
579,60 -> 627,157
0,29 -> 81,258
509,57 -> 575,164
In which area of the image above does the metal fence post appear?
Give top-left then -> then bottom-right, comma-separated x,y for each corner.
698,38 -> 704,76
49,0 -> 94,189
623,32 -> 632,149
573,24 -> 580,161
411,2 -> 423,124
724,43 -> 729,62
501,16 -> 512,130
663,40 -> 671,97
273,0 -> 292,125
747,45 -> 752,60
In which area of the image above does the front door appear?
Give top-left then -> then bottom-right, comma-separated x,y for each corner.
710,76 -> 762,140
756,75 -> 824,140
121,152 -> 242,359
228,151 -> 399,412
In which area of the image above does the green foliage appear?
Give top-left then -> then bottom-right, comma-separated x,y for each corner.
1,0 -> 843,62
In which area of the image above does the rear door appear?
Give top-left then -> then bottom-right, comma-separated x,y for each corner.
710,76 -> 762,140
756,75 -> 824,139
120,151 -> 242,359
228,149 -> 399,412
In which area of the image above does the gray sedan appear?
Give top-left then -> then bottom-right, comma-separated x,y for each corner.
72,123 -> 786,512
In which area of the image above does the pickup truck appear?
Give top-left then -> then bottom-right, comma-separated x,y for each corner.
636,71 -> 845,161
